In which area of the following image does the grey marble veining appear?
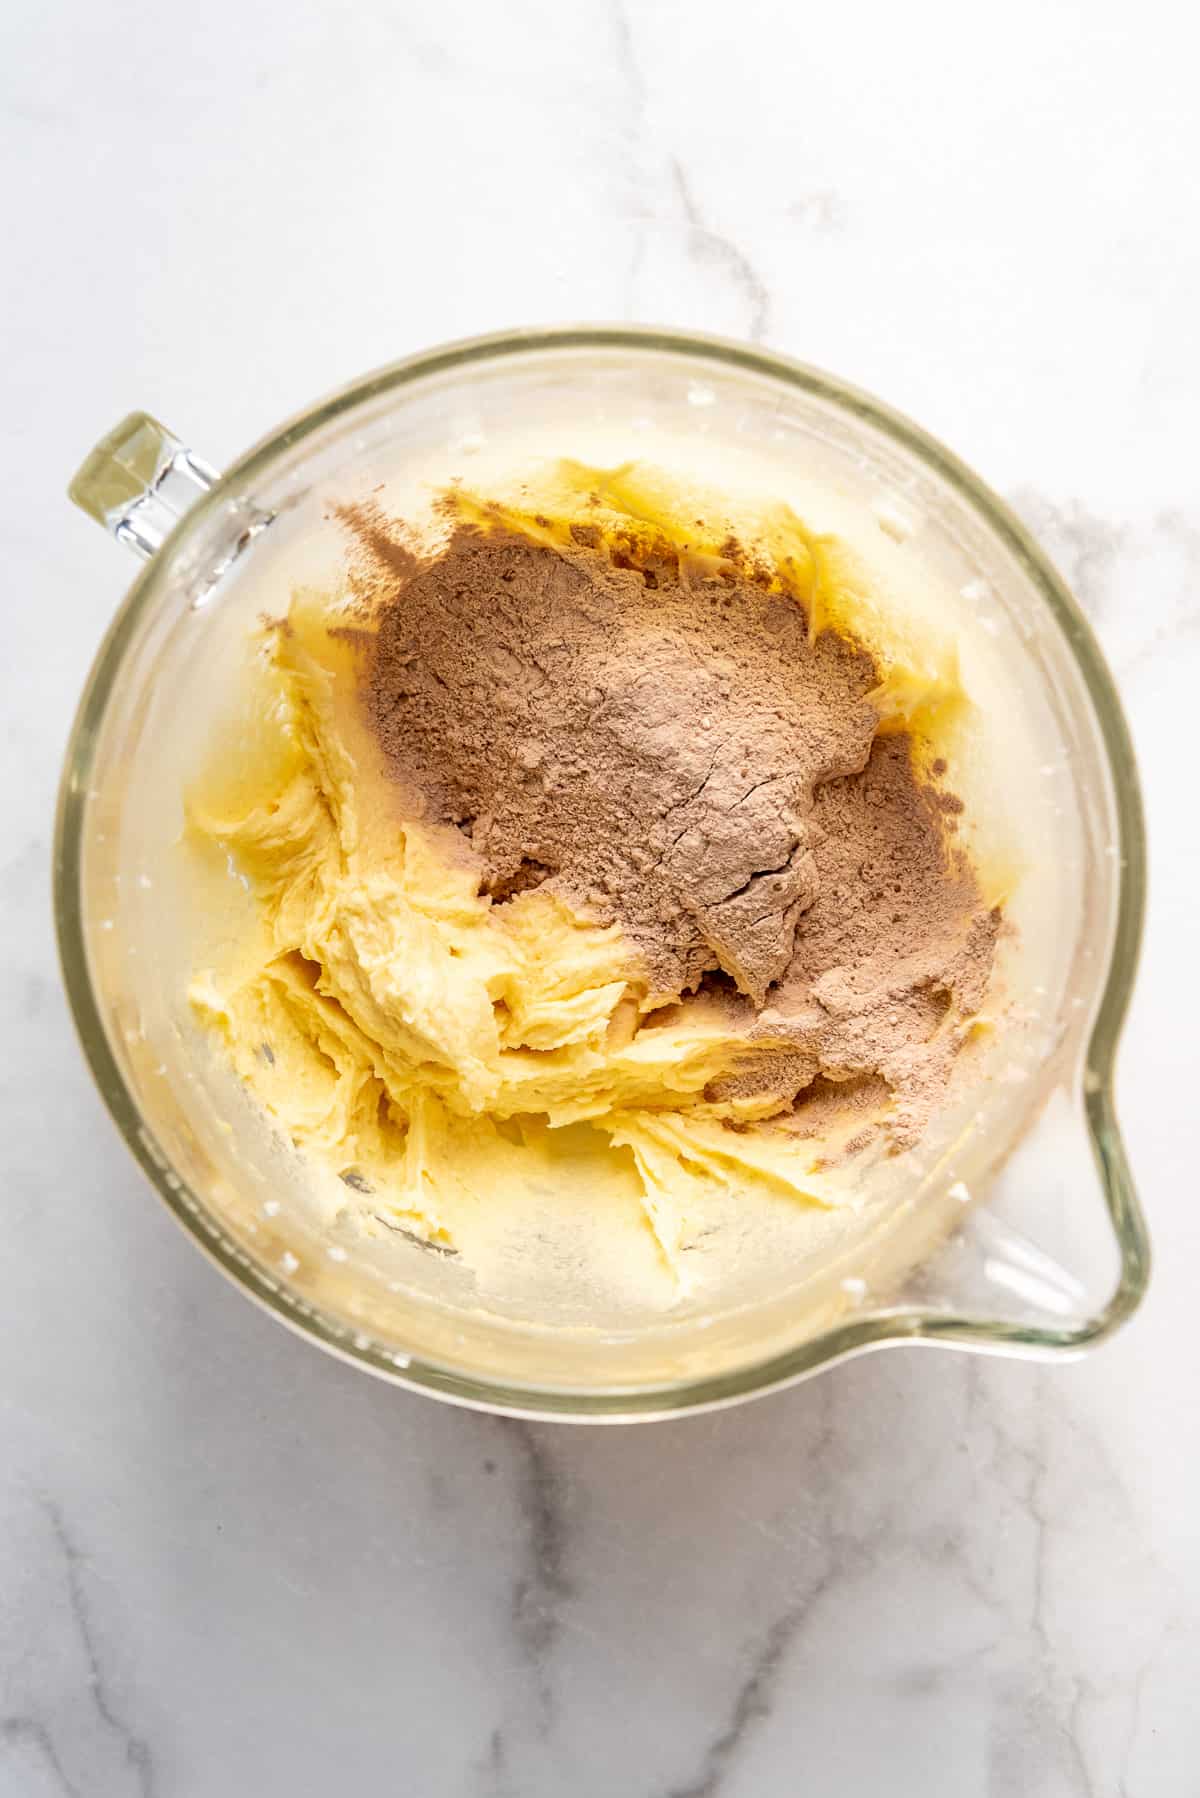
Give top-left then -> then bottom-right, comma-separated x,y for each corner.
5,1497 -> 157,1798
669,157 -> 772,343
3,0 -> 1199,1791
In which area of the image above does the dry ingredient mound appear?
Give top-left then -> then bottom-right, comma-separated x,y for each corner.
345,502 -> 1000,1151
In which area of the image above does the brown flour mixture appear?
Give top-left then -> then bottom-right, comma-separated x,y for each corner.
341,502 -> 1000,1152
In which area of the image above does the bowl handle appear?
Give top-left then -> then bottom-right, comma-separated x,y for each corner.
68,412 -> 220,561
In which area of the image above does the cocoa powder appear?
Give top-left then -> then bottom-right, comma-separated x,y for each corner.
361,519 -> 879,1002
342,505 -> 1000,1150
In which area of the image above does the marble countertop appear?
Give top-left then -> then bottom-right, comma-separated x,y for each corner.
4,1 -> 1197,1792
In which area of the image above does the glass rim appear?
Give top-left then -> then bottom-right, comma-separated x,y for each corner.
54,323 -> 1149,1421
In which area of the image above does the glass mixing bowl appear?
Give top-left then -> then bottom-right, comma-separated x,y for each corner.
57,326 -> 1147,1420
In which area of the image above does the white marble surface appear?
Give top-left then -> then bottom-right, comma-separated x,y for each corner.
4,1 -> 1198,1791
